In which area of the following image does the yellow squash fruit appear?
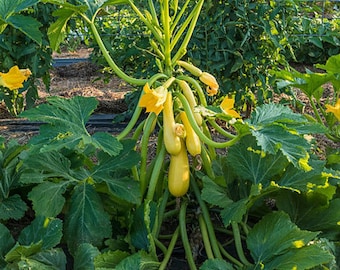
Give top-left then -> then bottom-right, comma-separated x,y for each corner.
163,91 -> 182,155
168,140 -> 190,197
178,80 -> 203,126
180,111 -> 201,157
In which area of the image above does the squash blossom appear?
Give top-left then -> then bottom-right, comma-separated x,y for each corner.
0,66 -> 31,90
325,98 -> 340,121
139,83 -> 167,115
220,96 -> 241,118
199,72 -> 219,96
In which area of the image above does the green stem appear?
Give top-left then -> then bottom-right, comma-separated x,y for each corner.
177,92 -> 243,148
159,227 -> 180,270
217,242 -> 243,267
309,97 -> 324,124
128,0 -> 163,44
200,145 -> 215,179
179,200 -> 197,270
171,0 -> 204,64
170,0 -> 191,34
89,23 -> 147,86
198,214 -> 214,259
146,143 -> 166,201
139,113 -> 157,196
163,0 -> 172,72
148,0 -> 160,28
190,178 -> 222,259
154,189 -> 170,238
208,119 -> 236,139
155,238 -> 168,255
231,221 -> 252,266
170,3 -> 197,51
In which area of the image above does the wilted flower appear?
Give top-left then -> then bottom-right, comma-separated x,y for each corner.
325,98 -> 340,121
139,83 -> 167,115
220,96 -> 241,118
199,72 -> 219,96
0,66 -> 31,90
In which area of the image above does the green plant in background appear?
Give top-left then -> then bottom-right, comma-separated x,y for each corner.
0,0 -> 339,269
0,1 -> 56,115
274,53 -> 340,142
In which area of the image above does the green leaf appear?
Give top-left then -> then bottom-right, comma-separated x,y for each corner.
28,181 -> 68,217
20,151 -> 74,184
0,223 -> 15,258
91,132 -> 122,156
73,243 -> 100,270
227,135 -> 288,185
265,245 -> 334,269
199,259 -> 234,270
21,96 -> 122,154
93,141 -> 141,204
65,183 -> 111,253
201,175 -> 233,208
94,250 -> 130,268
5,242 -> 42,263
18,217 -> 63,250
130,201 -> 157,250
247,211 -> 333,269
0,194 -> 27,220
7,15 -> 42,45
220,199 -> 248,226
247,104 -> 319,170
48,8 -> 78,51
316,53 -> 340,74
276,192 -> 340,240
21,249 -> 67,270
0,0 -> 40,18
115,251 -> 160,270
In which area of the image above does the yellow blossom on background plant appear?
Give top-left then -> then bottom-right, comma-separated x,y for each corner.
139,83 -> 167,115
220,96 -> 241,118
199,72 -> 219,96
325,98 -> 340,121
0,66 -> 31,90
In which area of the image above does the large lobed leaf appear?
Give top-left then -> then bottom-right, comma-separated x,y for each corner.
20,96 -> 122,156
65,183 -> 112,253
247,211 -> 334,269
246,103 -> 326,170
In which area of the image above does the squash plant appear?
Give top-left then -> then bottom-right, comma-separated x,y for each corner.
1,0 -> 340,269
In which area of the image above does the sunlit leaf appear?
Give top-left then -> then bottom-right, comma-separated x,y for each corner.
65,183 -> 111,253
247,212 -> 333,269
5,242 -> 42,263
227,135 -> 288,185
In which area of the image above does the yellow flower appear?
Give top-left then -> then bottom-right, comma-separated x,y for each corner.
220,96 -> 241,118
199,72 -> 219,96
0,66 -> 31,90
325,98 -> 340,121
139,83 -> 167,115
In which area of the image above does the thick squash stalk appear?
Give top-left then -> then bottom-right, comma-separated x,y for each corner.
178,79 -> 203,126
168,140 -> 190,197
163,91 -> 182,155
180,111 -> 201,157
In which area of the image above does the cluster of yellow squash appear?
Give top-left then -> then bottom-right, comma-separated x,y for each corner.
164,81 -> 202,197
